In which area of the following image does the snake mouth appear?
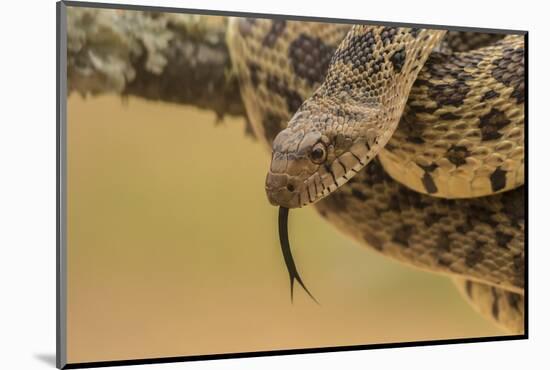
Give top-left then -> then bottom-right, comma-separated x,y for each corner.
265,170 -> 340,208
265,172 -> 303,208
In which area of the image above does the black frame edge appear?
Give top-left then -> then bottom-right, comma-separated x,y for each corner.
63,335 -> 527,369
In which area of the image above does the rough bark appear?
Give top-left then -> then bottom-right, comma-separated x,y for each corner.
66,7 -> 246,119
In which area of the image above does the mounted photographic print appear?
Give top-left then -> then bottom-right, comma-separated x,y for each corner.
56,1 -> 527,368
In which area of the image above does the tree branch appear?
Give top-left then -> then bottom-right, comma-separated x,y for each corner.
67,8 -> 246,118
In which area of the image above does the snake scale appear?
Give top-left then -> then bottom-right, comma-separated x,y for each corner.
225,18 -> 525,333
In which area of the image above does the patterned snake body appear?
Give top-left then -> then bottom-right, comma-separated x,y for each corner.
227,19 -> 525,333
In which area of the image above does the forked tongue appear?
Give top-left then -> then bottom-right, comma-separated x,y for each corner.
278,207 -> 319,304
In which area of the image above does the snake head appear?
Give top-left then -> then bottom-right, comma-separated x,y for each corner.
266,128 -> 328,208
266,106 -> 379,208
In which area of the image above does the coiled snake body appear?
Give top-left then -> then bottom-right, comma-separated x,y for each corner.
226,19 -> 525,333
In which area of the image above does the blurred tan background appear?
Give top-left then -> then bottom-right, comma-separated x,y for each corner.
66,95 -> 502,364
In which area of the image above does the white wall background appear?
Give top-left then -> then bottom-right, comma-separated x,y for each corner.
0,0 -> 546,368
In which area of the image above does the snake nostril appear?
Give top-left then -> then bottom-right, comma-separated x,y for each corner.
286,184 -> 295,192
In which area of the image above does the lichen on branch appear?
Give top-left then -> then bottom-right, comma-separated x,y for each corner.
66,7 -> 245,118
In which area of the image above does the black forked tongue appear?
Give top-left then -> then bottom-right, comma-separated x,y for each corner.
278,207 -> 319,304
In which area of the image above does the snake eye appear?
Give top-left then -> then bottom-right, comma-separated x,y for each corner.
309,142 -> 327,164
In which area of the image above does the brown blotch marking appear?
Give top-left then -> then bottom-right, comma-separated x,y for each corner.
262,112 -> 286,145
406,136 -> 425,144
321,190 -> 348,213
475,240 -> 487,249
418,163 -> 438,173
430,81 -> 471,107
288,33 -> 335,86
351,188 -> 368,201
422,52 -> 476,107
445,31 -> 505,52
392,224 -> 414,247
247,62 -> 261,88
506,292 -> 522,312
400,113 -> 427,135
364,159 -> 394,186
390,47 -> 406,73
481,89 -> 500,101
492,47 -> 524,104
513,253 -> 524,274
380,26 -> 398,45
408,193 -> 426,211
387,195 -> 401,212
397,194 -> 413,210
422,172 -> 438,194
457,219 -> 474,234
425,212 -> 445,227
371,56 -> 385,74
410,28 -> 422,38
479,108 -> 511,141
435,224 -> 453,267
495,231 -> 513,249
408,103 -> 438,115
262,20 -> 286,47
440,112 -> 461,120
468,204 -> 499,228
465,243 -> 485,268
400,116 -> 427,145
491,287 -> 500,320
339,31 -> 376,70
399,186 -> 431,210
503,187 -> 525,228
435,232 -> 451,252
415,48 -> 424,61
446,145 -> 471,167
285,90 -> 304,113
385,142 -> 398,151
490,167 -> 507,192
265,73 -> 304,113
